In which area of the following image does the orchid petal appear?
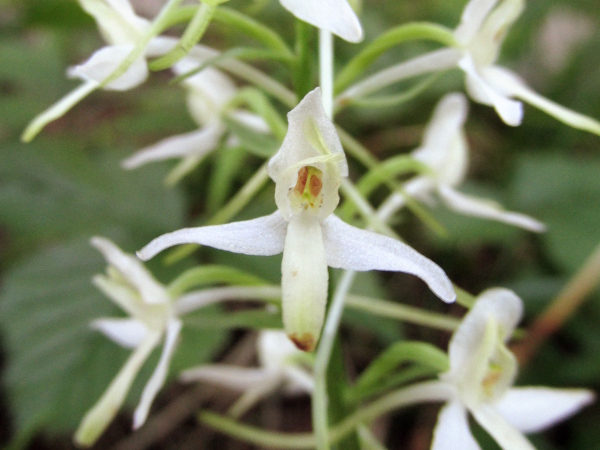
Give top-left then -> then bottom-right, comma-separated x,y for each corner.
474,0 -> 524,65
454,0 -> 498,45
74,331 -> 161,446
137,211 -> 288,260
281,215 -> 329,351
432,401 -> 481,450
321,215 -> 456,303
496,387 -> 594,433
92,274 -> 145,319
145,36 -> 178,58
133,319 -> 182,429
122,124 -> 224,169
447,288 -> 522,374
282,366 -> 315,394
22,80 -> 98,142
258,330 -> 306,369
79,0 -> 146,45
180,365 -> 281,390
459,56 -> 523,126
437,185 -> 546,232
484,66 -> 600,136
472,404 -> 536,450
279,0 -> 363,43
91,237 -> 170,305
91,318 -> 149,349
68,45 -> 148,91
376,177 -> 437,223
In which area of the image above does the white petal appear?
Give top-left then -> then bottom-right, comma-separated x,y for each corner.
180,365 -> 281,390
258,330 -> 305,370
91,237 -> 170,305
145,36 -> 178,57
22,80 -> 98,142
454,0 -> 498,45
282,366 -> 315,394
68,45 -> 148,91
122,124 -> 224,169
432,401 -> 481,450
437,185 -> 546,232
496,387 -> 594,433
472,404 -> 536,450
79,0 -> 146,45
321,215 -> 456,303
281,215 -> 329,351
459,56 -> 523,126
133,319 -> 182,429
484,65 -> 600,136
91,318 -> 149,348
448,288 -> 522,373
137,211 -> 288,261
279,0 -> 363,43
376,177 -> 437,223
74,332 -> 161,446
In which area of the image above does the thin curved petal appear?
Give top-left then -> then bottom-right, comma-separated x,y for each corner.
281,215 -> 329,351
79,0 -> 146,45
472,404 -> 536,450
137,211 -> 288,260
91,318 -> 149,349
438,185 -> 546,232
133,320 -> 182,429
91,237 -> 170,305
484,66 -> 600,136
68,45 -> 148,91
279,0 -> 363,43
459,56 -> 523,126
122,124 -> 224,169
322,215 -> 456,303
496,387 -> 594,433
74,332 -> 161,446
180,365 -> 281,390
432,401 -> 481,450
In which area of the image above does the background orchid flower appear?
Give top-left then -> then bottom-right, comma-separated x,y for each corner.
22,0 -> 175,142
279,0 -> 363,43
377,93 -> 546,232
137,88 -> 456,352
340,0 -> 600,134
122,56 -> 269,184
429,288 -> 594,450
74,237 -> 182,447
179,330 -> 314,417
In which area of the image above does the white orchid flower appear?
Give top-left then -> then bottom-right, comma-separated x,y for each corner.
377,93 -> 545,232
180,330 -> 314,416
74,237 -> 182,447
429,288 -> 594,450
137,88 -> 456,352
23,0 -> 175,141
279,0 -> 363,43
122,57 -> 269,182
340,0 -> 600,134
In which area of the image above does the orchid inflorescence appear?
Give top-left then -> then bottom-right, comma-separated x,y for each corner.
20,0 -> 599,448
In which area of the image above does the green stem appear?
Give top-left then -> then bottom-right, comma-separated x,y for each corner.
319,28 -> 334,118
313,270 -> 356,450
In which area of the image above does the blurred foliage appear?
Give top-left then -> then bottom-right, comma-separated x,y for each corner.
0,0 -> 599,448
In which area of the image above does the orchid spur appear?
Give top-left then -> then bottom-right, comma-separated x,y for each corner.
339,0 -> 600,135
74,237 -> 181,447
138,88 -> 456,352
279,0 -> 363,43
429,288 -> 593,450
22,0 -> 175,142
377,92 -> 546,232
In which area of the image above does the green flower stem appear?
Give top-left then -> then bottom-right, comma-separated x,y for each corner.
345,295 -> 460,331
513,241 -> 600,365
313,270 -> 356,450
334,22 -> 456,93
200,381 -> 450,449
164,162 -> 271,264
149,2 -> 217,71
